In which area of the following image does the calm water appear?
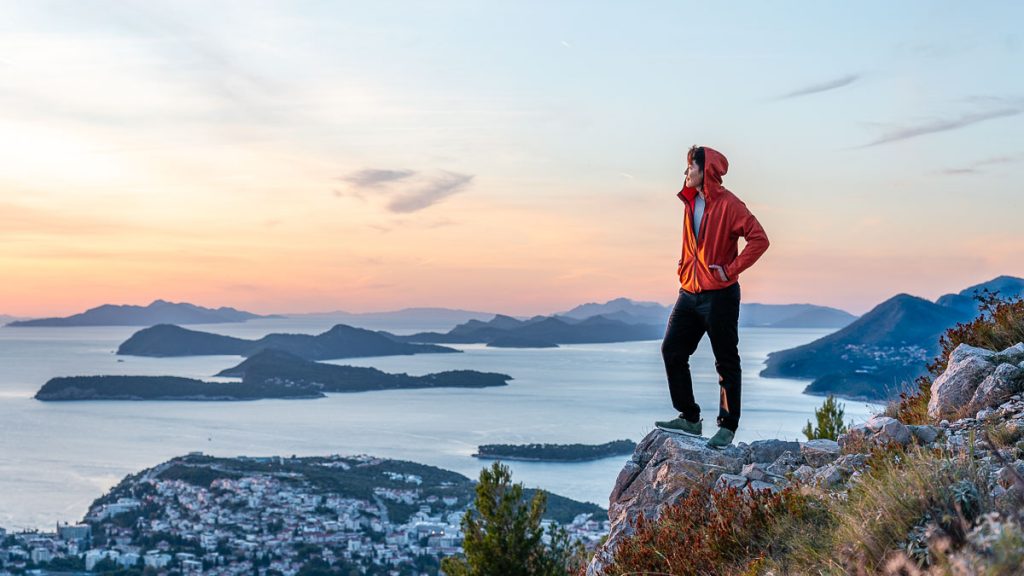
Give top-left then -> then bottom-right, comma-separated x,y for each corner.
0,317 -> 883,530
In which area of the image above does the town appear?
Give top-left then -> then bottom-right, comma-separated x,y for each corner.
0,453 -> 609,576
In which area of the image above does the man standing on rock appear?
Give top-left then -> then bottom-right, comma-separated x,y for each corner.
656,145 -> 770,449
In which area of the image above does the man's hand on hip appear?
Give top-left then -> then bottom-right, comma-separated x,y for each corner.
709,265 -> 728,282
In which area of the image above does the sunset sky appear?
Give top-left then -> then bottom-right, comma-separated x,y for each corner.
1,1 -> 1022,318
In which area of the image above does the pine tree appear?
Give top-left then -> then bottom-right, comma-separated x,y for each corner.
441,461 -> 583,576
802,394 -> 852,440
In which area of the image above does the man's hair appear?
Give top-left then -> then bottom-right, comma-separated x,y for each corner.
687,145 -> 705,172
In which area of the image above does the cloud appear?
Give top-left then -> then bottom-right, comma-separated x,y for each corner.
863,104 -> 1024,147
342,168 -> 417,188
938,154 -> 1024,176
388,171 -> 474,213
776,74 -> 860,100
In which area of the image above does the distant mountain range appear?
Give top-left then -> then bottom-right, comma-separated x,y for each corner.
761,275 -> 1024,402
7,300 -> 279,327
555,297 -> 857,329
0,315 -> 22,325
117,323 -> 458,360
288,307 -> 498,332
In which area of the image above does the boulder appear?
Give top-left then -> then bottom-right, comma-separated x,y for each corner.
967,363 -> 1024,416
811,464 -> 847,487
747,479 -> 781,493
801,439 -> 841,467
765,451 -> 802,477
950,343 -> 995,364
867,415 -> 912,446
745,439 -> 800,464
992,342 -> 1024,366
929,346 -> 998,419
715,474 -> 749,490
793,465 -> 816,483
907,424 -> 940,445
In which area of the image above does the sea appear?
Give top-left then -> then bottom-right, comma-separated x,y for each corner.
0,316 -> 883,530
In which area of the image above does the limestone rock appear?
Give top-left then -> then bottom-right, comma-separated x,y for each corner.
801,439 -> 841,467
868,415 -> 912,446
793,465 -> 815,483
589,429 -> 745,576
908,424 -> 940,445
992,342 -> 1024,366
967,363 -> 1024,415
811,464 -> 847,487
747,479 -> 781,493
745,439 -> 800,464
741,463 -> 768,482
716,473 -> 749,490
950,343 -> 995,364
929,346 -> 998,419
765,451 -> 801,477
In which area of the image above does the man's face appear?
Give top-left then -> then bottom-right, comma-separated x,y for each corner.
684,158 -> 703,189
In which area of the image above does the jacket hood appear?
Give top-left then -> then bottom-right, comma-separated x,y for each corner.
678,146 -> 729,204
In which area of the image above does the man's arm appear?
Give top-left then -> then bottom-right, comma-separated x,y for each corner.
722,201 -> 769,281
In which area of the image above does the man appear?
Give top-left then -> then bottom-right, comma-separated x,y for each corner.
655,146 -> 770,449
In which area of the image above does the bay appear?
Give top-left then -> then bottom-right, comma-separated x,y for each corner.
0,317 -> 883,530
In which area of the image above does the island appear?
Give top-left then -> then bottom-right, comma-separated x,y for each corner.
473,440 -> 637,462
217,348 -> 512,392
34,375 -> 323,401
7,299 -> 279,327
35,351 -> 512,401
117,323 -> 459,360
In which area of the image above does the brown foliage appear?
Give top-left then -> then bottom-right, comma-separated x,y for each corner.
603,476 -> 816,576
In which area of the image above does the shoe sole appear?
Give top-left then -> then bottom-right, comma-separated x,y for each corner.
655,424 -> 703,438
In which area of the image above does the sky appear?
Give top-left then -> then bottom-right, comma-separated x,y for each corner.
1,1 -> 1022,318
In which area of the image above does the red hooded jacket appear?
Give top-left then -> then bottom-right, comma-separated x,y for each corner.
676,147 -> 769,292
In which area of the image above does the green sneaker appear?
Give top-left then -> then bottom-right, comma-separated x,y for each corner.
655,416 -> 702,437
707,427 -> 735,449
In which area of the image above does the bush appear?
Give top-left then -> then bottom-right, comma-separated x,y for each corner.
803,394 -> 853,441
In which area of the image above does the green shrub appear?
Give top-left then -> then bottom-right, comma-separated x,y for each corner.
442,462 -> 583,576
803,394 -> 853,441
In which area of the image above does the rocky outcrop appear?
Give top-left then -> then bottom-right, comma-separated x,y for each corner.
586,431 -> 875,575
928,342 -> 1024,419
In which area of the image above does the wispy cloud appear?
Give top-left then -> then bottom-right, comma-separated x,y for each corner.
388,171 -> 474,213
938,153 -> 1024,175
342,169 -> 417,188
776,74 -> 860,100
862,104 -> 1023,147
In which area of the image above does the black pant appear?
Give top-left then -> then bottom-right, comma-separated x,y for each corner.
661,282 -> 742,432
